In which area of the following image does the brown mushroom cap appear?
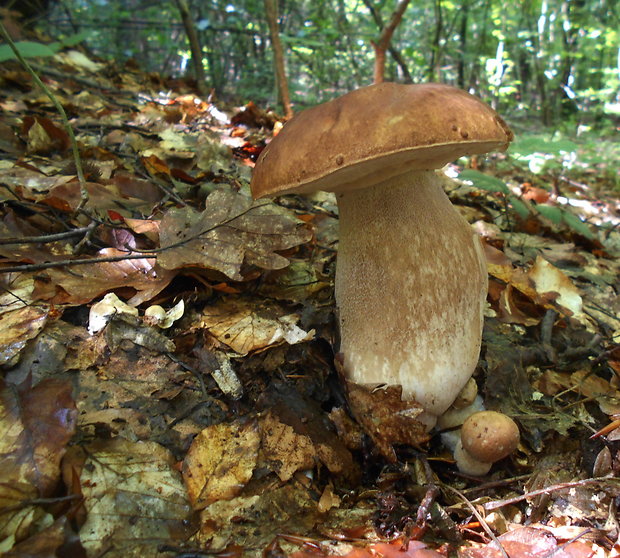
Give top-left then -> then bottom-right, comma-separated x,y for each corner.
461,411 -> 520,463
250,82 -> 513,199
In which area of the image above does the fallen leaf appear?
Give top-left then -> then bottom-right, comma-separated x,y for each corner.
257,384 -> 358,481
183,418 -> 260,509
35,248 -> 176,306
0,377 -> 76,495
0,306 -> 49,366
459,526 -> 596,558
259,410 -> 317,482
200,297 -> 314,355
346,382 -> 429,462
157,187 -> 311,281
71,438 -> 191,555
529,255 -> 584,319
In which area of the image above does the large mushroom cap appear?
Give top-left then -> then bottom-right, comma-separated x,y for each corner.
250,82 -> 513,198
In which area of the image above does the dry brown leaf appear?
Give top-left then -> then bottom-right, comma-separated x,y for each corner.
0,378 -> 76,495
35,248 -> 176,306
459,526 -> 597,558
0,482 -> 53,552
200,297 -> 314,355
22,116 -> 69,155
259,410 -> 317,482
2,516 -> 74,558
529,255 -> 584,319
346,382 -> 429,462
72,438 -> 191,556
157,187 -> 311,280
291,539 -> 445,558
182,419 -> 260,510
0,306 -> 49,366
485,244 -> 589,325
0,273 -> 35,315
195,481 -> 319,553
257,386 -> 358,481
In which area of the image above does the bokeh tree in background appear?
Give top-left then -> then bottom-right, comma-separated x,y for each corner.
17,0 -> 620,128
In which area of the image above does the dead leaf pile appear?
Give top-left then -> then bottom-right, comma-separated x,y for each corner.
0,38 -> 619,558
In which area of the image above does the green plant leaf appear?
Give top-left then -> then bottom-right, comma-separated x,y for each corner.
60,31 -> 90,47
561,210 -> 595,239
458,170 -> 509,194
508,195 -> 531,219
534,204 -> 595,239
510,136 -> 578,157
0,41 -> 59,62
535,204 -> 563,225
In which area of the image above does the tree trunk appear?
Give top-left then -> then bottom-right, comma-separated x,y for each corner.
428,0 -> 443,81
362,0 -> 412,84
457,1 -> 469,89
174,0 -> 207,95
264,0 -> 293,119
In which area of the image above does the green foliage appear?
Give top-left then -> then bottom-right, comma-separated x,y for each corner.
459,169 -> 596,239
0,32 -> 89,62
42,0 -> 618,132
0,41 -> 59,61
535,205 -> 595,239
458,169 -> 509,194
509,135 -> 579,175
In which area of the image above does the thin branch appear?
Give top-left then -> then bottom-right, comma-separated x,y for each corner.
441,483 -> 509,558
483,477 -> 620,511
0,224 -> 96,245
0,202 -> 272,274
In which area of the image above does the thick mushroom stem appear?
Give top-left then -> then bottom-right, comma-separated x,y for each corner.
335,169 -> 487,430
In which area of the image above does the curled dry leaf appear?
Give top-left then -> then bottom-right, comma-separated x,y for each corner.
200,297 -> 314,355
0,306 -> 49,366
182,418 -> 260,510
157,187 -> 311,281
485,245 -> 588,326
257,388 -> 358,482
529,255 -> 585,320
345,382 -> 429,462
36,248 -> 176,306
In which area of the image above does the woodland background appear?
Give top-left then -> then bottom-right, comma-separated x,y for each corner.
8,0 -> 620,129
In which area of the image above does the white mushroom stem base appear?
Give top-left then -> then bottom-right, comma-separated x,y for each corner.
335,169 -> 488,430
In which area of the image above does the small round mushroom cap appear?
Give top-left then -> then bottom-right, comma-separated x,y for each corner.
250,82 -> 513,198
461,411 -> 520,463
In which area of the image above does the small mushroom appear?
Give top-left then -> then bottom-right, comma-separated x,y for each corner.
456,411 -> 520,475
251,83 -> 513,429
451,377 -> 479,410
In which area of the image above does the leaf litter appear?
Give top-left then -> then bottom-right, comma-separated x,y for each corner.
0,36 -> 619,558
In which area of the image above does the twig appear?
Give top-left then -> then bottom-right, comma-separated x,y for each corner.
0,23 -> 88,211
483,477 -> 619,511
0,201 -> 272,274
0,224 -> 96,245
441,483 -> 509,558
0,253 -> 155,273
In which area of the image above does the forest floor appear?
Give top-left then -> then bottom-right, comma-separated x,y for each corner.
0,46 -> 619,558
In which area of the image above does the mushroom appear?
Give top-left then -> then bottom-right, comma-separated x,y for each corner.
251,83 -> 513,430
455,410 -> 520,475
